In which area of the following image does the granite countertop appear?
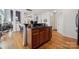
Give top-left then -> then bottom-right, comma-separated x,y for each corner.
24,24 -> 52,29
31,26 -> 52,29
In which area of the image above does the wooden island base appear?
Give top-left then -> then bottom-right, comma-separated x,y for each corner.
27,26 -> 52,49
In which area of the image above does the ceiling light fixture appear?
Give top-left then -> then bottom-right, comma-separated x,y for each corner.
26,9 -> 32,11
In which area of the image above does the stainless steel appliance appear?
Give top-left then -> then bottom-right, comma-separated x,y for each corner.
76,10 -> 79,45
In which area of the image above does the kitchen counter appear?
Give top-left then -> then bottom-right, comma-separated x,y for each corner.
26,26 -> 52,49
31,26 -> 52,29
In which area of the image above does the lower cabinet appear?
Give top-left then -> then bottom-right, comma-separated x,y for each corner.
39,30 -> 44,45
39,28 -> 49,45
32,32 -> 40,48
27,26 -> 52,49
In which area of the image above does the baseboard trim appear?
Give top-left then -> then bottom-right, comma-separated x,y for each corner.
57,31 -> 77,41
53,29 -> 57,31
63,36 -> 77,42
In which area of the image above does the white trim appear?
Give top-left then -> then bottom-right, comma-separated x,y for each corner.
63,34 -> 77,39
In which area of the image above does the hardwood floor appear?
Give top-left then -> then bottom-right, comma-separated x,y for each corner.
39,31 -> 78,49
1,31 -> 78,49
12,32 -> 24,49
0,31 -> 24,49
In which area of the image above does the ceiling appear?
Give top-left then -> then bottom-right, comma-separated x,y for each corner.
14,9 -> 57,15
26,9 -> 56,14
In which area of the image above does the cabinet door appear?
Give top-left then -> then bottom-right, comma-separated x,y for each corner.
32,30 -> 39,48
49,28 -> 52,40
32,36 -> 39,48
39,28 -> 49,45
39,31 -> 45,45
44,29 -> 49,42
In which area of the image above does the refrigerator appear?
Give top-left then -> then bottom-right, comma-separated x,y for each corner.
76,10 -> 79,45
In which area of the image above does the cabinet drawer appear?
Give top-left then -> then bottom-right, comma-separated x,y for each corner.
32,33 -> 39,36
32,38 -> 40,48
32,36 -> 39,41
39,28 -> 45,31
32,29 -> 39,33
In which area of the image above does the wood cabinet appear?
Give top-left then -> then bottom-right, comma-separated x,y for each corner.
32,29 -> 40,48
27,26 -> 52,49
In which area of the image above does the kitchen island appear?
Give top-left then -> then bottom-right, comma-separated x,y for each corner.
27,26 -> 52,49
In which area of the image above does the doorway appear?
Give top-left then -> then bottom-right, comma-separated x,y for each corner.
16,11 -> 21,22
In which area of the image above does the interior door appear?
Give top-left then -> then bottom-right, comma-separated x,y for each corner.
56,11 -> 63,34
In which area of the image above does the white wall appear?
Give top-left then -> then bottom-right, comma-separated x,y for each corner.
56,9 -> 78,39
63,9 -> 78,39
